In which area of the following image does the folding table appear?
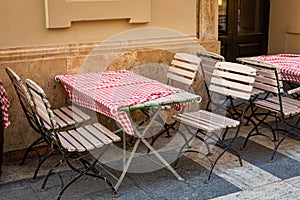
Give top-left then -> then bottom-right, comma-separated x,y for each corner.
241,54 -> 300,95
245,54 -> 300,83
55,70 -> 201,190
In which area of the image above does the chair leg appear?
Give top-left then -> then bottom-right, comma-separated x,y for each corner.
19,136 -> 44,165
57,174 -> 83,200
40,161 -> 63,191
32,149 -> 56,180
205,146 -> 229,184
269,129 -> 290,162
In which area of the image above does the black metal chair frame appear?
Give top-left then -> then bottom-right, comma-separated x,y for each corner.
6,67 -> 91,180
6,67 -> 56,179
173,61 -> 257,182
197,51 -> 225,110
240,60 -> 300,162
26,78 -> 119,200
146,53 -> 200,148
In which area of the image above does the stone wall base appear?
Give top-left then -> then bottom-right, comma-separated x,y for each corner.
0,36 -> 217,152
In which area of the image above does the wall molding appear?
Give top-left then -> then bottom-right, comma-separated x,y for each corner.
44,0 -> 151,28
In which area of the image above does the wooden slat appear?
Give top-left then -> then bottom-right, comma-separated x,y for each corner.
84,124 -> 113,144
57,123 -> 120,152
68,129 -> 96,151
215,62 -> 256,75
168,64 -> 196,79
210,77 -> 253,92
177,112 -> 223,129
197,110 -> 239,127
59,130 -> 86,152
255,75 -> 278,86
253,82 -> 280,94
268,96 -> 300,108
209,84 -> 251,100
213,70 -> 255,84
173,115 -> 218,132
93,123 -> 121,142
35,105 -> 52,126
60,107 -> 84,124
175,53 -> 201,64
257,70 -> 277,79
255,99 -> 300,116
171,60 -> 198,71
173,109 -> 240,133
76,127 -> 104,148
167,73 -> 194,86
281,96 -> 300,106
237,58 -> 277,70
57,131 -> 77,152
197,51 -> 225,61
52,113 -> 68,128
251,88 -> 265,95
288,87 -> 300,95
68,106 -> 90,121
53,109 -> 76,126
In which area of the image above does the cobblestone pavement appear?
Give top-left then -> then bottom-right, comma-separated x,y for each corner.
1,125 -> 300,200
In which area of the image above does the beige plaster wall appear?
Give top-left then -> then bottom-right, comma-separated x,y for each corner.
0,0 -> 197,48
268,0 -> 300,54
0,0 -> 219,154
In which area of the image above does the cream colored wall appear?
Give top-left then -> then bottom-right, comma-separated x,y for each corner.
0,0 -> 220,154
269,0 -> 300,54
0,0 -> 197,48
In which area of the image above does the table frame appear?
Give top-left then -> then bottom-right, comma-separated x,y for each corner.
56,71 -> 201,190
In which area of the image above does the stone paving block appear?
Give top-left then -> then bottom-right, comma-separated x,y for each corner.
0,183 -> 39,200
91,184 -> 152,200
232,137 -> 300,180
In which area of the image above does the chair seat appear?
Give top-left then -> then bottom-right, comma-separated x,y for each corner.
53,106 -> 91,129
172,110 -> 240,132
255,96 -> 300,116
251,88 -> 265,96
58,123 -> 121,152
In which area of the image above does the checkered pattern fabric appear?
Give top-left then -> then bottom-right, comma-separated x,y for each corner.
0,80 -> 10,128
56,70 -> 183,135
249,54 -> 300,83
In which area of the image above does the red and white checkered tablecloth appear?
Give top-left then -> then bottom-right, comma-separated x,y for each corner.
249,54 -> 300,83
56,70 -> 183,135
0,79 -> 10,128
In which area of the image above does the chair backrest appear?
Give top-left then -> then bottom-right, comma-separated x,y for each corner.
197,51 -> 225,98
209,62 -> 257,101
237,58 -> 284,95
25,79 -> 58,132
167,53 -> 200,91
5,67 -> 40,132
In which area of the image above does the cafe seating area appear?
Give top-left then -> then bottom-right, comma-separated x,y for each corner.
1,52 -> 300,199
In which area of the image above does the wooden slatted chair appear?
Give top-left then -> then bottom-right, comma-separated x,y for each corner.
198,52 -> 264,120
197,51 -> 225,107
5,67 -> 91,179
237,59 -> 300,162
149,53 -> 200,147
25,78 -> 121,200
173,61 -> 257,182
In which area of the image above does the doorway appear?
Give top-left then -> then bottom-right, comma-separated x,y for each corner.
218,0 -> 270,61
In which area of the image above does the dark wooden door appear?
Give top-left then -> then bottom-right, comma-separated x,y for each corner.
218,0 -> 270,61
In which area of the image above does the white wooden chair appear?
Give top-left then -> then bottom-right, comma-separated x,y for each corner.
197,51 -> 225,110
6,67 -> 91,179
149,53 -> 201,146
237,59 -> 300,162
25,78 -> 121,199
173,61 -> 257,182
